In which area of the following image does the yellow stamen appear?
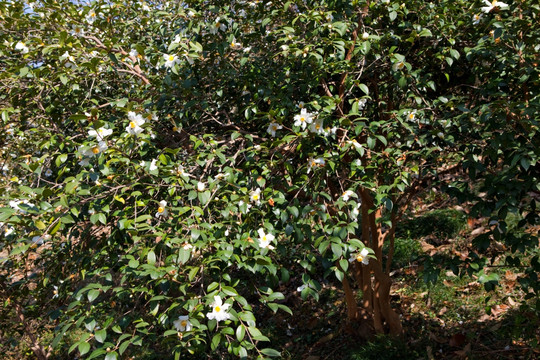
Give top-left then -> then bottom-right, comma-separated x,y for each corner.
130,121 -> 136,128
356,254 -> 364,262
215,306 -> 221,312
92,147 -> 100,154
158,207 -> 164,213
181,320 -> 187,327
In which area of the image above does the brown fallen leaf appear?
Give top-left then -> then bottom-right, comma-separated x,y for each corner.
454,343 -> 471,358
478,313 -> 491,322
471,226 -> 486,236
491,304 -> 509,317
313,333 -> 334,346
429,332 -> 447,344
426,345 -> 434,360
438,306 -> 448,316
420,240 -> 436,253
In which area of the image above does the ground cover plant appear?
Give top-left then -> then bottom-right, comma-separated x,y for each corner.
0,0 -> 538,359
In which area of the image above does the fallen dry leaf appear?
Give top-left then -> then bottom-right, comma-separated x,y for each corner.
438,306 -> 448,316
454,343 -> 471,358
491,304 -> 509,317
429,332 -> 447,344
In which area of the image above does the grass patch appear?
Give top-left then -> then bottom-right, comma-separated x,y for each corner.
348,334 -> 419,360
397,209 -> 467,240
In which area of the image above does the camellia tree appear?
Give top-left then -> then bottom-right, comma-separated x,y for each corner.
0,0 -> 538,359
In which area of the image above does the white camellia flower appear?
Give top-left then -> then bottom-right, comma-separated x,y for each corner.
209,18 -> 227,34
86,10 -> 97,24
70,25 -> 85,37
88,127 -> 113,140
172,34 -> 183,44
324,126 -> 338,136
307,157 -> 325,173
4,225 -> 15,236
149,159 -> 158,171
238,200 -> 252,213
10,200 -> 32,213
342,190 -> 354,201
481,0 -> 508,13
393,59 -> 406,71
472,14 -> 482,25
308,118 -> 324,135
80,141 -> 108,157
15,41 -> 29,54
357,98 -> 368,110
294,108 -> 314,129
155,200 -> 168,218
266,122 -> 282,137
406,111 -> 416,122
362,32 -> 369,40
347,139 -> 363,151
126,112 -> 145,135
176,165 -> 190,177
173,315 -> 192,332
230,37 -> 242,50
45,169 -> 53,177
163,54 -> 179,68
257,228 -> 275,249
250,188 -> 262,205
60,51 -> 76,68
351,203 -> 361,220
197,181 -> 205,191
349,248 -> 370,265
206,295 -> 231,322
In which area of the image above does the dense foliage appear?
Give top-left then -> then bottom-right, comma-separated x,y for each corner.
1,0 -> 538,358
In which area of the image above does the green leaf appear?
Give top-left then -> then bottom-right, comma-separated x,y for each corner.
119,340 -> 130,355
78,342 -> 90,356
87,289 -> 100,303
260,348 -> 281,357
331,243 -> 342,259
389,11 -> 397,21
419,29 -> 432,37
248,326 -> 269,342
211,333 -> 221,351
105,352 -> 118,360
147,250 -> 156,265
359,83 -> 369,95
129,259 -> 139,268
236,325 -> 245,341
94,329 -> 107,343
